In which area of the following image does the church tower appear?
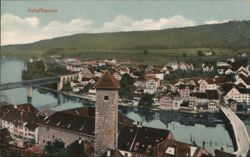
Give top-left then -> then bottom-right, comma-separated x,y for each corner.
94,70 -> 120,156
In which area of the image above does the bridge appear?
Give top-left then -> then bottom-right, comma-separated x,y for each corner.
220,106 -> 250,157
0,73 -> 79,103
0,77 -> 59,90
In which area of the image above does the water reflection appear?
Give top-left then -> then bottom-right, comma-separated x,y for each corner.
119,107 -> 234,154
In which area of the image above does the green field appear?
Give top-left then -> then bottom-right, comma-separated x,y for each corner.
1,21 -> 249,65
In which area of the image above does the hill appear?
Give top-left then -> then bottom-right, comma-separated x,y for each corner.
1,20 -> 250,62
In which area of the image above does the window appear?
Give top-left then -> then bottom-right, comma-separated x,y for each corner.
52,135 -> 55,139
104,96 -> 109,100
43,140 -> 45,143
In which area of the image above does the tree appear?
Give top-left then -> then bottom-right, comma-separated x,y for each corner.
44,139 -> 66,157
119,73 -> 135,100
197,50 -> 203,57
143,49 -> 148,55
138,93 -> 154,107
182,52 -> 187,57
83,84 -> 91,93
67,140 -> 87,157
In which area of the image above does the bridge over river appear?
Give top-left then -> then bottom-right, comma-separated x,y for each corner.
0,77 -> 59,90
221,106 -> 250,157
0,73 -> 79,103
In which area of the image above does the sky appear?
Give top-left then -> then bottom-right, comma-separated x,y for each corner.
1,0 -> 250,45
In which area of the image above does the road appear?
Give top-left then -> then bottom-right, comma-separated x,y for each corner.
220,106 -> 250,157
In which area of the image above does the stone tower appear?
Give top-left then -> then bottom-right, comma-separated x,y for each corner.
94,70 -> 120,156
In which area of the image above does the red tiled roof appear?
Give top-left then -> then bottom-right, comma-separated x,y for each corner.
94,70 -> 120,89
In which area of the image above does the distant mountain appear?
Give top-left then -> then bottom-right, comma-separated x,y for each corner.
1,20 -> 250,57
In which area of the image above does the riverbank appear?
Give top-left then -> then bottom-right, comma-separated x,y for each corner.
33,85 -> 223,116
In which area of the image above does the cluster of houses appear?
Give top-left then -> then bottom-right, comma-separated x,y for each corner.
0,103 -> 208,157
61,57 -> 250,113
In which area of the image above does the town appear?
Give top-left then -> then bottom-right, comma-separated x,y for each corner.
1,51 -> 250,157
1,1 -> 250,156
23,52 -> 250,114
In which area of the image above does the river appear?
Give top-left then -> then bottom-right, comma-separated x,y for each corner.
1,59 -> 248,154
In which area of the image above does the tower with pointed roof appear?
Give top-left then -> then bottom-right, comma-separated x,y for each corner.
94,70 -> 120,156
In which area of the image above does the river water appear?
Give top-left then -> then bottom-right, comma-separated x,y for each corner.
2,59 -> 248,154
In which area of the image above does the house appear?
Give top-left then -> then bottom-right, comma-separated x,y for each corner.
217,65 -> 231,75
172,77 -> 201,92
84,60 -> 98,67
186,63 -> 194,70
105,59 -> 117,65
236,52 -> 248,57
202,64 -> 214,72
143,76 -> 161,94
118,66 -> 130,75
216,61 -> 230,67
98,61 -> 106,67
178,85 -> 196,101
165,66 -> 173,74
224,68 -> 234,75
0,104 -> 45,144
66,64 -> 84,72
198,79 -> 217,92
204,51 -> 212,56
158,92 -> 183,110
189,92 -> 207,106
189,90 -> 219,108
168,62 -> 178,71
157,139 -> 208,157
178,62 -> 187,71
78,67 -> 94,79
237,66 -> 250,76
87,88 -> 96,98
113,72 -> 122,81
145,69 -> 164,81
118,125 -> 174,157
224,87 -> 250,104
235,74 -> 250,88
198,77 -> 230,92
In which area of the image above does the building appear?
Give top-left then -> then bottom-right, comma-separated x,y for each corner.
189,90 -> 219,111
94,70 -> 120,156
202,64 -> 214,72
158,139 -> 208,157
198,79 -> 217,92
0,103 -> 45,144
144,77 -> 161,94
118,125 -> 174,157
224,87 -> 250,104
178,85 -> 196,101
158,92 -> 183,110
235,73 -> 250,89
38,111 -> 95,147
37,106 -> 133,147
78,68 -> 94,79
